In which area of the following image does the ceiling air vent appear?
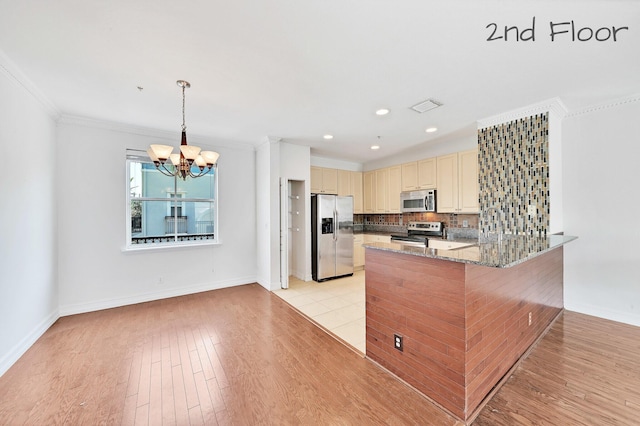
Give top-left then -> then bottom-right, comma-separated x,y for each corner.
410,99 -> 442,113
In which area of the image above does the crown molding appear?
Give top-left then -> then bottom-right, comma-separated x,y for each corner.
0,49 -> 61,119
477,97 -> 568,129
58,114 -> 256,152
565,93 -> 640,118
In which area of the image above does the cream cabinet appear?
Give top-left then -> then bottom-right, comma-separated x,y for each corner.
363,234 -> 391,244
457,150 -> 479,213
375,168 -> 388,213
436,149 -> 479,213
402,158 -> 436,191
310,166 -> 338,194
436,153 -> 458,213
353,234 -> 365,269
357,234 -> 391,268
401,162 -> 419,191
363,171 -> 375,213
335,169 -> 363,213
337,169 -> 351,197
387,165 -> 402,213
370,166 -> 401,213
352,171 -> 363,214
417,158 -> 437,189
428,239 -> 474,250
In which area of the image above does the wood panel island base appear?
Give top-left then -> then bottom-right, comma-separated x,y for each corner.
364,237 -> 574,422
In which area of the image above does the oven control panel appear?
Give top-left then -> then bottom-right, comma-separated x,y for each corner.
407,221 -> 442,232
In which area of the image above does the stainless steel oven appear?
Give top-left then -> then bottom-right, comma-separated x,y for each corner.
400,189 -> 436,213
390,221 -> 443,246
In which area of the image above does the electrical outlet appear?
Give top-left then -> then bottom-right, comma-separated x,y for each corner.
527,205 -> 537,216
528,312 -> 532,326
394,334 -> 403,351
462,220 -> 469,228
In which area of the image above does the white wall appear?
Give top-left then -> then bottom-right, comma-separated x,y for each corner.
280,143 -> 311,281
0,59 -> 59,376
255,138 -> 282,290
310,155 -> 362,171
56,120 -> 257,315
256,140 -> 312,289
563,96 -> 640,326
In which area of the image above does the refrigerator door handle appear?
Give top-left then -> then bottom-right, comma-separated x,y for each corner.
333,210 -> 338,241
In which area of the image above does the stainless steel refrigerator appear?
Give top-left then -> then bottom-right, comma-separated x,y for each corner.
311,194 -> 354,282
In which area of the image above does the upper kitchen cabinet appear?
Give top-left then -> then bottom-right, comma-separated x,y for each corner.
337,169 -> 363,213
310,166 -> 338,194
374,168 -> 388,213
458,149 -> 479,213
436,149 -> 479,213
436,154 -> 458,212
352,171 -> 363,214
363,171 -> 375,213
401,158 -> 436,191
337,169 -> 351,196
417,158 -> 437,189
401,162 -> 418,191
387,165 -> 402,213
370,166 -> 401,213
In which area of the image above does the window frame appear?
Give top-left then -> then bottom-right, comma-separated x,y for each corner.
124,149 -> 220,251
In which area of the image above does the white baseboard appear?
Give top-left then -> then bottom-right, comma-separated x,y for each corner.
58,276 -> 256,317
565,303 -> 640,328
0,309 -> 59,378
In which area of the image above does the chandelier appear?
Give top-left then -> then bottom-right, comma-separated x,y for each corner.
147,80 -> 219,180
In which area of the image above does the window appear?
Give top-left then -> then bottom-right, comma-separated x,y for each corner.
126,150 -> 218,248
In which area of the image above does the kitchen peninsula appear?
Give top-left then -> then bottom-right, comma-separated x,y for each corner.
363,235 -> 576,421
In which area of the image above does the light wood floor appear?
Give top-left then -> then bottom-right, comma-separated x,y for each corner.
474,311 -> 640,425
0,283 -> 638,425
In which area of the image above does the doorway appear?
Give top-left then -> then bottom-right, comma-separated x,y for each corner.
280,179 -> 306,288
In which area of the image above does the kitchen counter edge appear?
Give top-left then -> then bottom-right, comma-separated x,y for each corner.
363,235 -> 577,268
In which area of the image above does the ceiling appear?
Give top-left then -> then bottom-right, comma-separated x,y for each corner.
1,0 -> 638,164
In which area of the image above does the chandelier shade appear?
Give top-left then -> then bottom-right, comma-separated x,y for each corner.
147,80 -> 219,180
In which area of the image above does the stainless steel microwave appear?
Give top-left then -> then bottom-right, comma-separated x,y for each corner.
400,189 -> 436,213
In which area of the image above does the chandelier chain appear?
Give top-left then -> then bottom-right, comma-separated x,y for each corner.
181,83 -> 187,132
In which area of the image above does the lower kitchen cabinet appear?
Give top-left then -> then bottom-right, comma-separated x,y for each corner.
363,234 -> 391,244
353,234 -> 365,269
354,234 -> 390,269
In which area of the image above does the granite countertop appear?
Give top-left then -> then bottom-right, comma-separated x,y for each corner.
363,234 -> 577,268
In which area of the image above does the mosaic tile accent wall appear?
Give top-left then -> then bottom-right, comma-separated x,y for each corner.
478,113 -> 549,237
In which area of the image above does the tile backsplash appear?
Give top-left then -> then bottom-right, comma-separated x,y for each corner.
358,213 -> 479,237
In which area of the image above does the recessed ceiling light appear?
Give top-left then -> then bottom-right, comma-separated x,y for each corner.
370,145 -> 380,150
376,108 -> 390,116
323,134 -> 334,140
425,127 -> 438,133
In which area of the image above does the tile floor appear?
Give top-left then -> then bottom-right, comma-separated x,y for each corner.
273,270 -> 366,354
